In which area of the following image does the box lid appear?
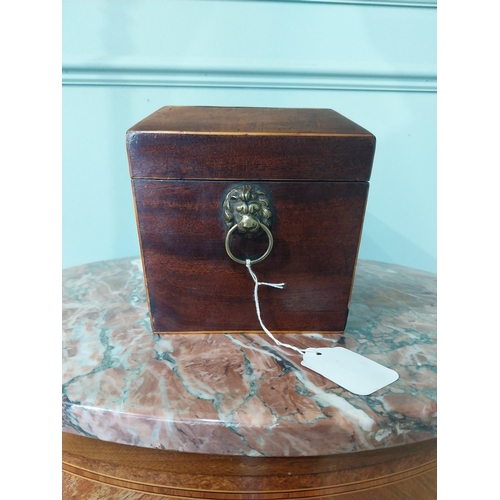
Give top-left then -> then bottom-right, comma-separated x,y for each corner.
127,106 -> 375,181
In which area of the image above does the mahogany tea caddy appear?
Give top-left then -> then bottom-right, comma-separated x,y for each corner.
126,106 -> 375,335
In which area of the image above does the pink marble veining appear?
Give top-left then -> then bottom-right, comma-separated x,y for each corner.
62,257 -> 436,457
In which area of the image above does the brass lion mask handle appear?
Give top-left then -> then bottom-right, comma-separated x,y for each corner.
222,184 -> 274,265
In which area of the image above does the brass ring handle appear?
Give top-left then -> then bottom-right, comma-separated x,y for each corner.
225,223 -> 274,265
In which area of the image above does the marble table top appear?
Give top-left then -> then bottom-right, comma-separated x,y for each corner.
62,257 -> 436,457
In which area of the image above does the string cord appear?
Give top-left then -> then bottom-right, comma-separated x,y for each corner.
245,259 -> 307,355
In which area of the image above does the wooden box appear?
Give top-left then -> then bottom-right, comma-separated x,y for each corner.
127,106 -> 375,335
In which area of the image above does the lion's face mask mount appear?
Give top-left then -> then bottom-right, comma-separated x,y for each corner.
222,185 -> 273,238
222,184 -> 274,265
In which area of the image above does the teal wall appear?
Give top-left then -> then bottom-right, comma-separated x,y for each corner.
62,0 -> 436,272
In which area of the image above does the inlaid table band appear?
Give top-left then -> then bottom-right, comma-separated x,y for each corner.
62,258 -> 436,458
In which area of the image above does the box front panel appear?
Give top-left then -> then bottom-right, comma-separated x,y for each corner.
133,180 -> 368,334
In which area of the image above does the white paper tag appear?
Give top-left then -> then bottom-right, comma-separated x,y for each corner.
301,347 -> 399,395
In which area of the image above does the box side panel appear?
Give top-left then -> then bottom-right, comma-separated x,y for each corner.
132,179 -> 368,334
127,133 -> 375,182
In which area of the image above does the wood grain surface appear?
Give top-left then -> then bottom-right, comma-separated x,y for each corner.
126,107 -> 375,182
62,433 -> 436,499
132,180 -> 368,334
127,107 -> 373,135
